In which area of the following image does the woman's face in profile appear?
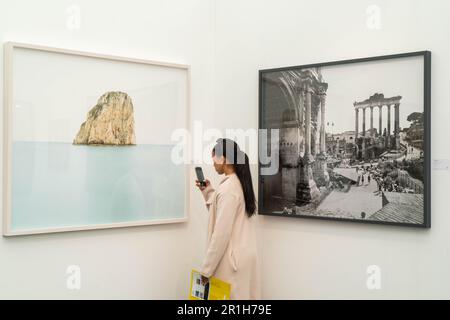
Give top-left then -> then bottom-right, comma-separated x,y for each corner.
212,153 -> 225,174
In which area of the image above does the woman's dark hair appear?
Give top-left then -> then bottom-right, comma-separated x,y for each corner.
212,138 -> 256,217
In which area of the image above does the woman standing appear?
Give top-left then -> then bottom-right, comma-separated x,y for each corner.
195,138 -> 260,300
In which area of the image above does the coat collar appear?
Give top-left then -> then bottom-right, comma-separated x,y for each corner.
219,172 -> 237,185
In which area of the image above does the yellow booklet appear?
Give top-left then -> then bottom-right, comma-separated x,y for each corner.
189,269 -> 231,300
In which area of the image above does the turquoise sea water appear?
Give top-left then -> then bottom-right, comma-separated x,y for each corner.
11,142 -> 185,231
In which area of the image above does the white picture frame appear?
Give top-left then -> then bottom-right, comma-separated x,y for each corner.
3,42 -> 191,236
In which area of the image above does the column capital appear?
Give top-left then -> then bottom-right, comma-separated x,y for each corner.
318,86 -> 327,97
300,88 -> 306,98
302,79 -> 314,93
305,86 -> 314,94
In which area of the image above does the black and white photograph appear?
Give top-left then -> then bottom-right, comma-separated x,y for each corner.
259,52 -> 431,227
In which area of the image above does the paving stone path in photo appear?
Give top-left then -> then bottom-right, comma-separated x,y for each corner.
316,168 -> 382,219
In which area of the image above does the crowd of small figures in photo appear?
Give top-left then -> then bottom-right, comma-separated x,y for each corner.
351,161 -> 417,194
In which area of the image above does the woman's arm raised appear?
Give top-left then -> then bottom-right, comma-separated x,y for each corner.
196,179 -> 215,210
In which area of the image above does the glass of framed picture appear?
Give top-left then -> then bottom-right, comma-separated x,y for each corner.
258,51 -> 431,228
3,42 -> 190,236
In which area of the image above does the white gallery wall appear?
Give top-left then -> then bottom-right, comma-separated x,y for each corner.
213,0 -> 450,299
0,0 -> 215,299
1,0 -> 450,299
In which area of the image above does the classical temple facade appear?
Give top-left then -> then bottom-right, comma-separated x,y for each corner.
278,68 -> 328,206
353,93 -> 402,159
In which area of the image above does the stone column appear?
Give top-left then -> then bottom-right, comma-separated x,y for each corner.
315,94 -> 329,187
362,108 -> 366,137
311,98 -> 319,156
299,89 -> 304,125
394,103 -> 400,150
387,104 -> 391,149
378,105 -> 382,137
362,107 -> 366,159
304,87 -> 312,157
320,95 -> 326,154
369,106 -> 373,137
299,90 -> 306,154
296,83 -> 320,206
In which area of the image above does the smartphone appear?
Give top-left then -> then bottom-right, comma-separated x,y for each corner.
195,167 -> 206,187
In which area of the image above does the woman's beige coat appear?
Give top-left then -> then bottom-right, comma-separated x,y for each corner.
199,172 -> 261,300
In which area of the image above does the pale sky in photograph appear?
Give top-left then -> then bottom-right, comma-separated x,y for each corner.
320,55 -> 424,135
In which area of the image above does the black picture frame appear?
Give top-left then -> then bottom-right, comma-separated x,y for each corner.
258,51 -> 431,228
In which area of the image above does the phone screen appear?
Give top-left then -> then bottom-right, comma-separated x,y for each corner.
195,167 -> 205,182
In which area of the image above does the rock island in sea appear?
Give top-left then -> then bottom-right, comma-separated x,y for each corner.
73,91 -> 136,145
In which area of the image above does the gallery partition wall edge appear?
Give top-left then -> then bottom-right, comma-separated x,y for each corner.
258,51 -> 431,228
3,42 -> 191,236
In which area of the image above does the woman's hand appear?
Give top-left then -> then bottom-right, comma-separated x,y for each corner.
195,179 -> 210,191
201,275 -> 209,285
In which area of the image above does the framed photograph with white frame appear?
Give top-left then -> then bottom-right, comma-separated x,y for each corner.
3,42 -> 190,236
258,51 -> 431,228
